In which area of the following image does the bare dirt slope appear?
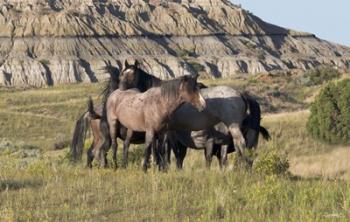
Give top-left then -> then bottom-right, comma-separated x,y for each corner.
0,0 -> 350,86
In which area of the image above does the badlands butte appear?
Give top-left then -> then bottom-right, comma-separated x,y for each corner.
0,0 -> 349,86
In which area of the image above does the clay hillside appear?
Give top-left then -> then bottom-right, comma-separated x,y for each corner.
0,0 -> 349,86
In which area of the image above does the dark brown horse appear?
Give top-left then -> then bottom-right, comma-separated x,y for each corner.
91,75 -> 206,171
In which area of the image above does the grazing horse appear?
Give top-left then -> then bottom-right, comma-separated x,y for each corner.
168,115 -> 271,169
70,60 -> 162,167
92,75 -> 206,171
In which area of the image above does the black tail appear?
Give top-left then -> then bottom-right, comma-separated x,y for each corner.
70,111 -> 90,162
88,97 -> 101,119
242,93 -> 261,148
259,126 -> 271,141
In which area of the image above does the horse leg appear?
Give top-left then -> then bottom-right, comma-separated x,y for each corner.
204,139 -> 214,169
90,139 -> 106,168
100,139 -> 111,168
174,141 -> 187,170
143,131 -> 155,172
122,129 -> 133,168
97,118 -> 111,168
167,140 -> 171,165
158,133 -> 169,172
168,139 -> 186,170
220,144 -> 229,169
152,138 -> 159,167
177,145 -> 186,170
86,143 -> 94,168
229,124 -> 252,167
109,120 -> 118,169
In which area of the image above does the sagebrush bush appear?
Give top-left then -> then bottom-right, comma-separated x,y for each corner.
253,152 -> 289,175
307,79 -> 350,144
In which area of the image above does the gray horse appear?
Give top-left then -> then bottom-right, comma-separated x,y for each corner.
168,119 -> 271,169
167,93 -> 267,168
161,86 -> 254,166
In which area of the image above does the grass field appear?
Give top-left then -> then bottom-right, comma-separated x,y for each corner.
1,75 -> 350,221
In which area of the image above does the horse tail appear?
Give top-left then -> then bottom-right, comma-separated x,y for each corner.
70,111 -> 90,162
259,126 -> 271,141
241,93 -> 261,148
88,97 -> 102,119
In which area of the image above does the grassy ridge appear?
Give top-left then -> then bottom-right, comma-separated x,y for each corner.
1,76 -> 350,221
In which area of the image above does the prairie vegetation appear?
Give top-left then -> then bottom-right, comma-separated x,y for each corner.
1,73 -> 350,221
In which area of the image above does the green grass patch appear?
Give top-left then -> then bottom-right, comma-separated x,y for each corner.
0,76 -> 350,221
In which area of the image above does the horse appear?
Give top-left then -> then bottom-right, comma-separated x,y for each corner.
91,74 -> 206,171
74,61 -> 263,169
70,60 -> 162,167
116,66 -> 261,167
168,115 -> 271,169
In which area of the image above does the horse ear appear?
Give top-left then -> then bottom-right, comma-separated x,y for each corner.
124,60 -> 130,68
134,60 -> 139,67
116,60 -> 123,71
179,75 -> 189,90
181,75 -> 190,82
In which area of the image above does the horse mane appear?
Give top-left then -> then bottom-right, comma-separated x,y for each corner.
100,65 -> 120,105
135,67 -> 162,91
160,77 -> 184,99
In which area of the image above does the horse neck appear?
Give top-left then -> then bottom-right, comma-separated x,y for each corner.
138,71 -> 161,91
159,96 -> 186,119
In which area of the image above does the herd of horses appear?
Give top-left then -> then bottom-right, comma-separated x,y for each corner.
70,60 -> 270,171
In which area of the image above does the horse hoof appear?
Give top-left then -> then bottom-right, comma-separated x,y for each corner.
143,165 -> 148,173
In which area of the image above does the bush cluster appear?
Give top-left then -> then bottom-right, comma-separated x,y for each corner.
253,152 -> 289,175
296,66 -> 340,86
307,79 -> 350,144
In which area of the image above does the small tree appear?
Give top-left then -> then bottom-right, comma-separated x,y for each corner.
307,79 -> 350,144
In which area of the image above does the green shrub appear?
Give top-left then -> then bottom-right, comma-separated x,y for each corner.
174,48 -> 196,57
307,79 -> 350,144
39,59 -> 50,66
299,66 -> 340,86
253,152 -> 289,175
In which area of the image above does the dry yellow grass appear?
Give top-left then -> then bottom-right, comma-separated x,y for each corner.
262,110 -> 350,180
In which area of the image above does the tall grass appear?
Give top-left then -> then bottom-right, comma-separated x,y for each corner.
1,155 -> 350,221
1,77 -> 350,221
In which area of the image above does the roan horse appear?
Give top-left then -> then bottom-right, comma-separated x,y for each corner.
90,74 -> 206,171
70,60 -> 162,167
114,65 -> 261,167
